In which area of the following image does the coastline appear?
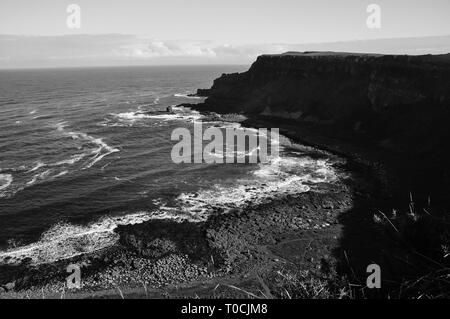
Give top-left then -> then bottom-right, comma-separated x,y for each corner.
4,93 -> 445,298
0,109 -> 366,299
0,184 -> 356,299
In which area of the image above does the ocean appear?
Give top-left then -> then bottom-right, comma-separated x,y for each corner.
0,65 -> 340,265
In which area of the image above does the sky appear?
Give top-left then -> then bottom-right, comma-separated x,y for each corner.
0,0 -> 449,68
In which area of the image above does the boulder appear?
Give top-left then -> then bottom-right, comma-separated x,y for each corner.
5,281 -> 15,291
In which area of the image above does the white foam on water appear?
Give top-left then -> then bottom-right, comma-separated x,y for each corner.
26,161 -> 46,173
111,111 -> 151,121
149,110 -> 202,123
215,122 -> 243,129
0,212 -> 158,266
166,126 -> 340,221
53,153 -> 87,166
0,114 -> 342,266
56,121 -> 119,170
4,155 -> 89,196
110,109 -> 202,125
174,92 -> 202,99
0,145 -> 339,265
159,134 -> 339,223
27,169 -> 52,186
205,124 -> 272,161
0,123 -> 120,196
0,174 -> 13,192
165,177 -> 311,223
145,114 -> 191,121
207,145 -> 261,161
52,170 -> 69,179
170,105 -> 186,112
166,156 -> 337,222
83,148 -> 119,170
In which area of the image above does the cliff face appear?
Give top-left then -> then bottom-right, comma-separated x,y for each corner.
195,52 -> 450,155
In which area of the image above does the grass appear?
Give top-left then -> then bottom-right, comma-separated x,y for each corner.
236,193 -> 450,300
371,193 -> 450,298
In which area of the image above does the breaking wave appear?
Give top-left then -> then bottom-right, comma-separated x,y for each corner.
174,92 -> 203,99
0,212 -> 156,265
158,156 -> 338,222
0,123 -> 119,198
106,109 -> 202,126
156,127 -> 340,222
55,121 -> 119,170
0,174 -> 13,195
0,108 -> 342,266
0,126 -> 341,266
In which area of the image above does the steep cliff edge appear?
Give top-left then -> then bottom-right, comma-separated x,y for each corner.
194,52 -> 450,156
190,53 -> 450,297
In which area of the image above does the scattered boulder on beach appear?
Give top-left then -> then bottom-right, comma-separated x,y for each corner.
117,219 -> 212,262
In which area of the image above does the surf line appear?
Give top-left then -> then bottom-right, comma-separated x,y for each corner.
171,121 -> 279,164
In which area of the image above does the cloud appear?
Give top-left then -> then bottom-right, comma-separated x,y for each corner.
116,39 -> 218,58
0,34 -> 279,67
0,34 -> 449,69
0,34 -> 138,67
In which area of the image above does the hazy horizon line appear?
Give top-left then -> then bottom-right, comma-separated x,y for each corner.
1,34 -> 449,70
1,32 -> 449,44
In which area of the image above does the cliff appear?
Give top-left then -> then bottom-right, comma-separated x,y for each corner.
192,52 -> 450,299
194,52 -> 450,156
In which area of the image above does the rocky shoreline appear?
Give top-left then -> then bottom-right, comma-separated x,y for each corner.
0,183 -> 356,299
3,51 -> 449,298
0,109 -> 368,299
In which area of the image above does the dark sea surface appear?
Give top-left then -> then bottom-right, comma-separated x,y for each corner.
0,66 -> 341,265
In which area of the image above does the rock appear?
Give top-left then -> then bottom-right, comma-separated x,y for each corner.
191,52 -> 450,156
5,282 -> 15,291
196,88 -> 211,97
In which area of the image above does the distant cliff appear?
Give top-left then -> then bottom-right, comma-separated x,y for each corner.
194,52 -> 450,155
